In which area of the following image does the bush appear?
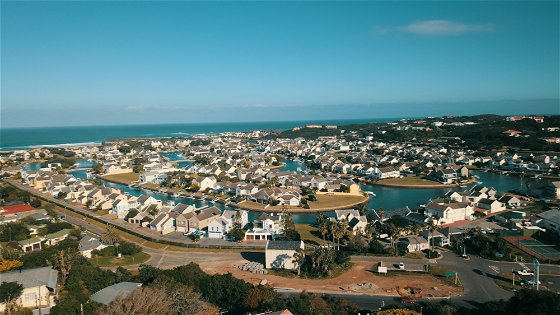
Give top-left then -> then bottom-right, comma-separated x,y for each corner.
118,241 -> 142,256
93,246 -> 117,257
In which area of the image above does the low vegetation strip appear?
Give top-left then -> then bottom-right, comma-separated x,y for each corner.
100,172 -> 139,185
238,194 -> 368,213
373,177 -> 462,188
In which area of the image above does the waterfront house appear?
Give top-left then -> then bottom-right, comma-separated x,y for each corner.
477,198 -> 504,213
424,200 -> 474,225
245,213 -> 282,241
370,167 -> 400,180
334,209 -> 367,235
433,168 -> 457,184
149,213 -> 176,235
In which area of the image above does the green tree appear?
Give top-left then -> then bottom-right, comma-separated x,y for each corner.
100,225 -> 120,245
280,211 -> 300,241
30,199 -> 42,208
0,223 -> 30,242
292,248 -> 305,276
0,281 -> 23,306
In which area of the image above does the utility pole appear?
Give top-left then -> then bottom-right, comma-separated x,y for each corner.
534,258 -> 540,291
512,269 -> 515,286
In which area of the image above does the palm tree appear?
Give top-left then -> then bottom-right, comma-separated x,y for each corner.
292,248 -> 305,276
328,221 -> 337,248
101,225 -> 120,245
391,227 -> 403,255
319,221 -> 329,244
427,217 -> 438,258
334,222 -> 347,250
52,249 -> 78,287
365,221 -> 377,240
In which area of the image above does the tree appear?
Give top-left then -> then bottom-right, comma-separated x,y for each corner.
30,199 -> 42,208
0,223 -> 30,242
100,225 -> 120,245
0,259 -> 23,272
118,241 -> 142,256
152,278 -> 207,315
227,228 -> 245,242
0,281 -> 23,309
347,234 -> 368,253
97,286 -> 172,315
280,211 -> 300,241
292,248 -> 305,276
244,285 -> 277,310
427,219 -> 437,259
52,250 -> 79,287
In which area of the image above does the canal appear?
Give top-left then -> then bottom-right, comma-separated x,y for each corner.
25,158 -> 550,224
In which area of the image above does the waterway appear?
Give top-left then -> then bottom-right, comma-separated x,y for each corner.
26,159 -> 550,224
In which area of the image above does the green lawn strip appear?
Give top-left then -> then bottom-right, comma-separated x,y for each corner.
91,252 -> 151,267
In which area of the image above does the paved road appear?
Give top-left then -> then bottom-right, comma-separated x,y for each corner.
5,179 -> 265,250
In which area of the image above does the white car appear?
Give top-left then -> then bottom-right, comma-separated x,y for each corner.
516,269 -> 534,276
398,262 -> 405,270
526,279 -> 541,286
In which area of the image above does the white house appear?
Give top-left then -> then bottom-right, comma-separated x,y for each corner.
370,167 -> 400,180
536,209 -> 560,235
477,198 -> 504,213
334,209 -> 367,235
265,240 -> 304,270
424,201 -> 474,225
79,236 -> 107,258
0,267 -> 58,312
149,213 -> 176,235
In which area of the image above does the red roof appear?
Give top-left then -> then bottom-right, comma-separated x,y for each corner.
0,205 -> 38,215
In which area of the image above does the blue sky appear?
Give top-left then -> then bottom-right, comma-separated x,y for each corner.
1,1 -> 559,128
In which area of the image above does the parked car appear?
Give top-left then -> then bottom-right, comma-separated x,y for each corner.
527,279 -> 541,286
398,262 -> 405,270
516,269 -> 534,276
401,297 -> 416,304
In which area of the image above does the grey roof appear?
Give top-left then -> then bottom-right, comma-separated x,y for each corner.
538,209 -> 560,225
79,235 -> 104,252
90,282 -> 142,305
0,267 -> 58,290
266,240 -> 303,251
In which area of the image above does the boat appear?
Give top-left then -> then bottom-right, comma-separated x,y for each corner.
366,191 -> 376,196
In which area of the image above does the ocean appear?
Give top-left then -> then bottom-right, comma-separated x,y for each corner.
0,118 -> 397,150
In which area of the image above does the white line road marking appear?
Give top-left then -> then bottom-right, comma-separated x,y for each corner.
489,265 -> 500,274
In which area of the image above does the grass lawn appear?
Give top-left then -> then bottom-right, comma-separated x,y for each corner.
378,177 -> 442,186
239,194 -> 367,212
91,252 -> 151,267
101,172 -> 139,185
295,224 -> 324,244
428,265 -> 463,288
141,183 -> 160,190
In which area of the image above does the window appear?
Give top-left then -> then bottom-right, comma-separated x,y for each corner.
24,292 -> 37,302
